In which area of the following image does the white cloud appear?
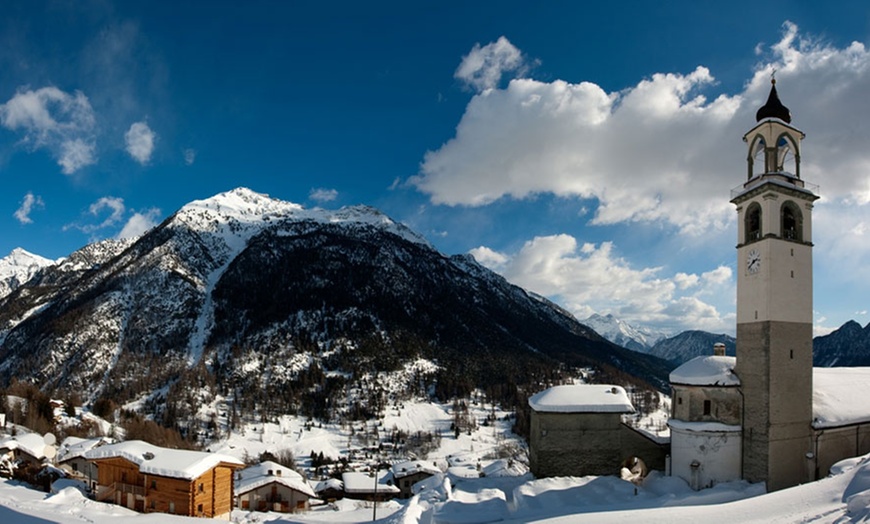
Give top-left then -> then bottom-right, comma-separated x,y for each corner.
183,148 -> 196,165
454,36 -> 530,93
116,208 -> 161,239
415,23 -> 870,238
124,121 -> 156,164
309,188 -> 338,203
0,86 -> 97,174
65,196 -> 126,234
470,234 -> 734,333
13,192 -> 44,224
469,246 -> 509,270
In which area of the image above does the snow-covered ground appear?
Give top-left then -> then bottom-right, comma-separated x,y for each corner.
3,396 -> 870,523
4,454 -> 870,523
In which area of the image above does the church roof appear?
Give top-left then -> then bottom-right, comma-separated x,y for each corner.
813,367 -> 870,428
527,384 -> 634,413
669,355 -> 739,387
755,79 -> 792,123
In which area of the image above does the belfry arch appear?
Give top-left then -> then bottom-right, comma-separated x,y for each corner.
745,202 -> 762,243
780,200 -> 803,241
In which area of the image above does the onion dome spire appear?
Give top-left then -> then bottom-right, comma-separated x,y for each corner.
755,74 -> 791,123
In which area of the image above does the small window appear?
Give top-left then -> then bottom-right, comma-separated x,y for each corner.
703,400 -> 712,416
678,397 -> 682,405
150,500 -> 156,510
198,482 -> 204,493
790,349 -> 794,359
169,501 -> 175,514
151,480 -> 157,489
197,503 -> 203,515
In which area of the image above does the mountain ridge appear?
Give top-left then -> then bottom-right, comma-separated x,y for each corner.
0,188 -> 670,440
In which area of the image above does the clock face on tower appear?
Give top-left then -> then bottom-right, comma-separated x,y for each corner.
747,248 -> 761,274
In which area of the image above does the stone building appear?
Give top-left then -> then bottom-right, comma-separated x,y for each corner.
669,344 -> 742,490
528,384 -> 666,478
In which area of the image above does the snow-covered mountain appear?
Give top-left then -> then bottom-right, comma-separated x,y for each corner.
0,248 -> 56,299
582,313 -> 669,352
813,320 -> 870,367
0,188 -> 670,434
648,330 -> 736,365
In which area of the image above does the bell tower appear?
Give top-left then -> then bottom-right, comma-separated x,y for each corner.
731,79 -> 818,491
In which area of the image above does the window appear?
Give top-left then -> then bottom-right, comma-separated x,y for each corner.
781,201 -> 802,241
169,501 -> 175,514
703,400 -> 712,416
197,503 -> 203,516
151,480 -> 157,489
745,203 -> 762,243
198,482 -> 204,493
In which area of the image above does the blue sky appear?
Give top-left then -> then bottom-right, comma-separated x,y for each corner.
2,1 -> 870,336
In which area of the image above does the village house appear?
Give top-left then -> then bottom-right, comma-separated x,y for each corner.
390,460 -> 440,498
235,460 -> 315,513
0,432 -> 50,475
341,470 -> 400,501
85,440 -> 244,519
313,477 -> 344,502
56,436 -> 114,491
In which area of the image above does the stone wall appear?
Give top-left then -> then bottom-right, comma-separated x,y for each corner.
530,411 -> 625,477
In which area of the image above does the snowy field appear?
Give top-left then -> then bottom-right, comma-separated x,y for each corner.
3,455 -> 870,523
3,398 -> 870,523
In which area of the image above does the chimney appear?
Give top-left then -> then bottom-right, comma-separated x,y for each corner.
713,343 -> 726,356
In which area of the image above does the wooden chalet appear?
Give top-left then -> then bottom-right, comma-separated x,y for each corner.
85,440 -> 244,519
235,460 -> 315,513
390,460 -> 441,498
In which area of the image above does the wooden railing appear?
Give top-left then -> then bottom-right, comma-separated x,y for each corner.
94,481 -> 146,502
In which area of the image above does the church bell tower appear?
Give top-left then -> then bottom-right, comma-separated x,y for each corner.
731,79 -> 818,491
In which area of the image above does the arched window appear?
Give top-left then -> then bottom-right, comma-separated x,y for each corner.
749,136 -> 766,179
745,203 -> 762,243
775,133 -> 799,176
781,201 -> 802,241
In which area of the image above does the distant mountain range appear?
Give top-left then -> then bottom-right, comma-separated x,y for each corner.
581,314 -> 669,353
584,311 -> 870,368
0,188 -> 671,437
813,320 -> 870,367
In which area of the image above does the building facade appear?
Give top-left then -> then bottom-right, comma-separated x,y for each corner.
86,440 -> 243,519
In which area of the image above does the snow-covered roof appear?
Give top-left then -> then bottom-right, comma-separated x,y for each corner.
314,478 -> 343,493
84,440 -> 243,480
813,367 -> 870,428
670,355 -> 739,386
0,433 -> 49,459
391,460 -> 440,479
56,436 -> 114,463
236,460 -> 314,498
341,471 -> 400,494
527,384 -> 634,413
